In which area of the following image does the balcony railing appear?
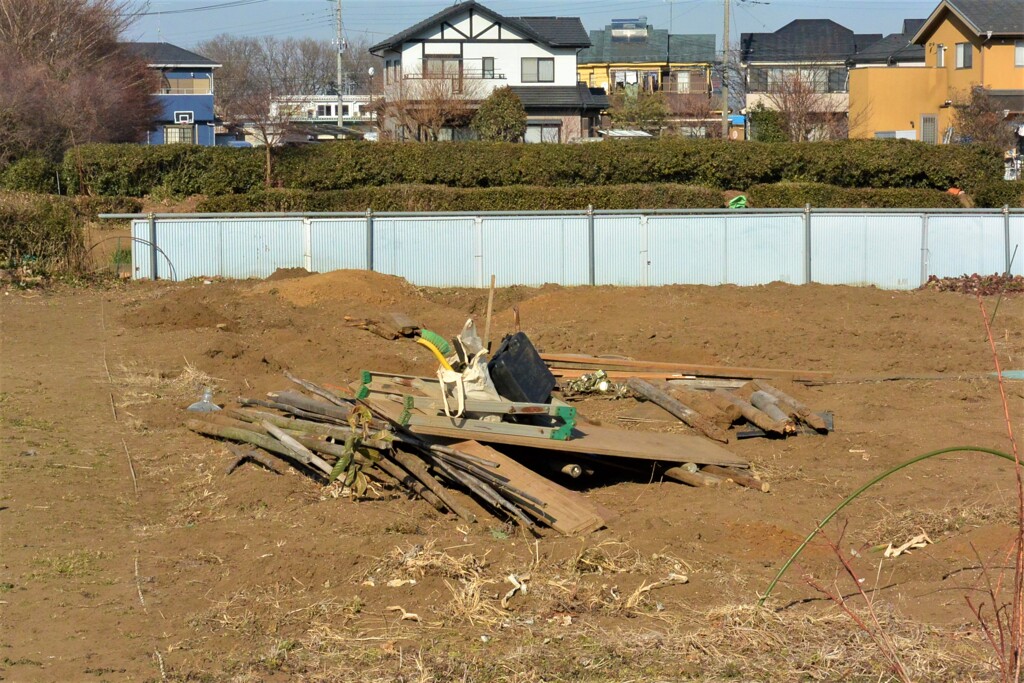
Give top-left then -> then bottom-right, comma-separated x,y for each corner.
158,87 -> 211,95
403,70 -> 506,81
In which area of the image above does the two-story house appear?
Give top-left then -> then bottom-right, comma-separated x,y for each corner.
124,42 -> 220,146
577,18 -> 718,129
740,20 -> 881,139
368,0 -> 607,142
849,0 -> 1024,143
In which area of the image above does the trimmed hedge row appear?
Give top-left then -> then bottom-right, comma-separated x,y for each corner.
746,183 -> 964,209
0,156 -> 61,194
195,184 -> 725,212
0,192 -> 84,271
62,139 -> 1004,198
61,144 -> 265,197
972,181 -> 1024,208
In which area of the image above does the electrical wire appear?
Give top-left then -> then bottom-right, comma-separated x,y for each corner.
138,0 -> 269,16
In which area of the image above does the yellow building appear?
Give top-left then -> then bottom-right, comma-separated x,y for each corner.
576,19 -> 719,131
850,0 -> 1024,142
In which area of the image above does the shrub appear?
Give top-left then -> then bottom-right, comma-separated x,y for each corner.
0,191 -> 84,272
61,144 -> 264,197
971,181 -> 1024,209
195,184 -> 725,212
72,195 -> 144,218
747,182 -> 963,208
0,156 -> 61,194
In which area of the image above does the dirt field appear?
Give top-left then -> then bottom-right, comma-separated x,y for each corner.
2,272 -> 1023,682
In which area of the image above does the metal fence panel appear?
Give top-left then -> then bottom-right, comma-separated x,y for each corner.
479,216 -> 589,286
724,214 -> 805,285
927,215 -> 1006,278
132,218 -> 223,280
218,219 -> 304,279
647,214 -> 727,285
1011,216 -> 1024,277
811,214 -> 922,289
593,215 -> 643,285
310,218 -> 367,272
373,217 -> 476,287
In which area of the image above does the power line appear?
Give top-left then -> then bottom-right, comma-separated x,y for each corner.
139,0 -> 268,16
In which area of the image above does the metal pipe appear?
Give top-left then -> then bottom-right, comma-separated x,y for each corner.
587,204 -> 596,286
366,208 -> 374,271
1004,204 -> 1012,276
148,212 -> 158,280
803,203 -> 812,285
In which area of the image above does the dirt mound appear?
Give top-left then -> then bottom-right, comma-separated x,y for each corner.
131,286 -> 233,329
265,267 -> 313,282
248,269 -> 421,308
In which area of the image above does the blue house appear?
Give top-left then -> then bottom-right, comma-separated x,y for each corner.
124,42 -> 221,146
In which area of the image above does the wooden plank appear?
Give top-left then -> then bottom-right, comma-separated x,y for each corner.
442,439 -> 611,535
553,368 -> 745,386
541,353 -> 832,383
404,412 -> 573,441
363,395 -> 747,468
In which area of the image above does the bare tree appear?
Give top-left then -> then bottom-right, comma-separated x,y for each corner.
376,75 -> 483,141
758,70 -> 849,142
953,87 -> 1019,150
0,0 -> 158,168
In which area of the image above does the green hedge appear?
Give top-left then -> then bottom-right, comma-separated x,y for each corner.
72,195 -> 144,218
195,184 -> 725,212
971,181 -> 1024,208
62,139 -> 1003,198
0,191 -> 84,271
747,182 -> 964,208
0,156 -> 61,194
61,144 -> 265,197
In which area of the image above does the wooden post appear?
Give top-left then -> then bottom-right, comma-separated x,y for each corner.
626,378 -> 730,443
752,381 -> 828,432
484,274 -> 496,352
749,391 -> 795,432
714,389 -> 789,435
393,451 -> 478,523
664,466 -> 723,487
658,381 -> 732,426
701,465 -> 770,492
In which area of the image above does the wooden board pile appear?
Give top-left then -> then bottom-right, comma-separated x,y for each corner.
185,364 -> 764,535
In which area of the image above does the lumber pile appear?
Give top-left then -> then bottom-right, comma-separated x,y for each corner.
549,354 -> 832,442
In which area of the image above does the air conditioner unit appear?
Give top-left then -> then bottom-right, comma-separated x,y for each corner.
174,111 -> 194,124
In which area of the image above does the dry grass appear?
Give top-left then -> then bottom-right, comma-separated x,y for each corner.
114,360 -> 222,409
863,500 -> 1016,545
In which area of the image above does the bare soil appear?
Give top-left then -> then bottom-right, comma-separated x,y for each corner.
2,272 -> 1023,682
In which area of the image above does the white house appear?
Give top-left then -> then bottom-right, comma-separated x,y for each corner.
369,0 -> 607,142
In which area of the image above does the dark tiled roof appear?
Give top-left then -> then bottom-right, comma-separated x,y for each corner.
852,21 -> 927,65
740,20 -> 882,63
944,0 -> 1024,35
369,1 -> 590,54
509,84 -> 609,110
122,42 -> 220,67
578,26 -> 716,64
514,17 -> 590,47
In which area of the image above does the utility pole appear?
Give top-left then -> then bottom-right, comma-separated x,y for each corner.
721,0 -> 730,138
334,0 -> 345,130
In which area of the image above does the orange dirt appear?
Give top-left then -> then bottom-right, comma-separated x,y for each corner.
2,271 -> 1022,681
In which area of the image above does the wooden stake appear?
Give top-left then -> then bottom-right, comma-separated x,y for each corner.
627,378 -> 730,443
393,450 -> 478,523
700,465 -> 770,493
749,391 -> 796,432
484,274 -> 496,352
663,466 -> 723,487
658,382 -> 732,426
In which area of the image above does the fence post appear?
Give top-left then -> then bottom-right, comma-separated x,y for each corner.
365,208 -> 374,272
803,203 -> 812,285
148,212 -> 158,280
587,204 -> 595,286
920,213 -> 930,286
640,214 -> 649,286
1005,204 -> 1012,276
302,217 -> 312,272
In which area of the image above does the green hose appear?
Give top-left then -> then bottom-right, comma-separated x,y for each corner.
418,329 -> 451,356
759,445 -> 1015,607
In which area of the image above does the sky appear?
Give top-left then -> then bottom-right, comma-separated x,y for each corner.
125,0 -> 941,51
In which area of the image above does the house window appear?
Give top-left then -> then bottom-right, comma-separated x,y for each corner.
316,104 -> 336,118
482,57 -> 495,79
522,57 -> 554,83
164,125 -> 194,144
1016,40 -> 1024,66
524,123 -> 560,143
936,44 -> 945,68
423,56 -> 461,78
956,43 -> 973,69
